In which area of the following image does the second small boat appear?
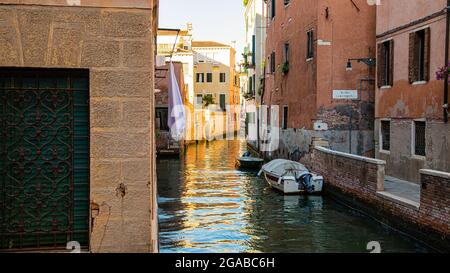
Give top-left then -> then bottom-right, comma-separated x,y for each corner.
236,152 -> 264,170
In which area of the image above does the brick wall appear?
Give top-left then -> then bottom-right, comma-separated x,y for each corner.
0,3 -> 157,252
303,146 -> 450,251
304,146 -> 385,195
420,170 -> 450,235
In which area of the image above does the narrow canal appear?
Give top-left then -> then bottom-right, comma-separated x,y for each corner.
157,140 -> 431,253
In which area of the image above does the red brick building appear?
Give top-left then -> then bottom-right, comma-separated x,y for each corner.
375,0 -> 450,183
262,0 -> 376,159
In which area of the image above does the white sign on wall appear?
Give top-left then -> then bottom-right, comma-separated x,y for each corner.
332,90 -> 358,100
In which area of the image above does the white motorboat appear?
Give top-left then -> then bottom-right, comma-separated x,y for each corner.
257,159 -> 323,194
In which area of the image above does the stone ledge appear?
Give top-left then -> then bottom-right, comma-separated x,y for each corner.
420,169 -> 450,180
314,146 -> 386,165
376,191 -> 420,210
0,0 -> 153,9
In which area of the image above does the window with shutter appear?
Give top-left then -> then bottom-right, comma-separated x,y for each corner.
270,52 -> 276,73
388,40 -> 394,86
377,43 -> 385,88
377,40 -> 394,87
409,28 -> 430,83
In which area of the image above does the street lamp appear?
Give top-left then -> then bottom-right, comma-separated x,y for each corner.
345,57 -> 376,155
346,58 -> 376,71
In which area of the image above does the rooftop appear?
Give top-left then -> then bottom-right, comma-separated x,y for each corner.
192,41 -> 230,48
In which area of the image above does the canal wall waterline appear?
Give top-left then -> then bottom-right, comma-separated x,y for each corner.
300,146 -> 450,252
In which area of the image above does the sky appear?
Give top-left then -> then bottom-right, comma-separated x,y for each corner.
159,0 -> 246,59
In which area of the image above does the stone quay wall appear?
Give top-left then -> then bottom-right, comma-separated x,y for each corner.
302,146 -> 450,251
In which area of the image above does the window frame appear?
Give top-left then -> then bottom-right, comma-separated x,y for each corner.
270,51 -> 276,74
283,42 -> 290,65
412,119 -> 426,158
269,0 -> 276,20
282,105 -> 288,130
219,72 -> 226,83
380,119 -> 391,153
206,72 -> 213,83
306,30 -> 314,60
196,73 -> 204,83
219,93 -> 226,111
377,39 -> 394,88
195,94 -> 203,107
409,27 -> 430,84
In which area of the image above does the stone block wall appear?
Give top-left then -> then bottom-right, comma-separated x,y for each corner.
303,146 -> 450,251
0,3 -> 157,252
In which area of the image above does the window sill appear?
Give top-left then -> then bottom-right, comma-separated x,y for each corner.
380,85 -> 392,89
412,81 -> 427,85
306,57 -> 314,62
411,154 -> 426,160
379,149 -> 391,155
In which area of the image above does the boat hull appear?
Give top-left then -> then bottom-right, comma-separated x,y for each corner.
263,171 -> 323,195
236,157 -> 264,170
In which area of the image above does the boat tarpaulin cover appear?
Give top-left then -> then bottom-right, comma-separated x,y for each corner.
261,159 -> 309,176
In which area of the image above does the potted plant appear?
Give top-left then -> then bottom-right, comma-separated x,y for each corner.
436,62 -> 450,81
202,94 -> 215,107
281,62 -> 289,75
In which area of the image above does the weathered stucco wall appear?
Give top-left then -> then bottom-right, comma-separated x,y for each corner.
263,0 -> 375,157
375,119 -> 450,182
374,0 -> 449,183
0,3 -> 157,252
376,14 -> 446,119
376,0 -> 446,35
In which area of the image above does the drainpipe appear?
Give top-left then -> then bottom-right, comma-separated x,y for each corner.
444,0 -> 450,123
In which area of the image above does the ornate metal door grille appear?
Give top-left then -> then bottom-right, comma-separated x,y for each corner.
0,69 -> 89,250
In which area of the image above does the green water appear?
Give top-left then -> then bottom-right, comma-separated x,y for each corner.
157,140 -> 431,253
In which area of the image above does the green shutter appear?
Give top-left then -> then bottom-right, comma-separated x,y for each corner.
0,69 -> 89,250
220,94 -> 226,110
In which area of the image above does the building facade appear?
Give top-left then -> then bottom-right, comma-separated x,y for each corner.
0,0 -> 159,252
155,62 -> 186,155
243,0 -> 267,149
262,0 -> 376,159
192,41 -> 240,139
375,0 -> 450,182
157,25 -> 195,109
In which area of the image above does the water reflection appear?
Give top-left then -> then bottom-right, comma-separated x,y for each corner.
157,140 -> 431,253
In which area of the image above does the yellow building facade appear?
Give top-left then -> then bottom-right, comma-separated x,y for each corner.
192,41 -> 240,139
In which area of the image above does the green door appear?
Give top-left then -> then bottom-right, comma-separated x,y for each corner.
0,69 -> 89,250
220,94 -> 226,111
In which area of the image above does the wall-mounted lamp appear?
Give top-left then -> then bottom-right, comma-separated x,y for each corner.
346,58 -> 376,72
346,61 -> 353,71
